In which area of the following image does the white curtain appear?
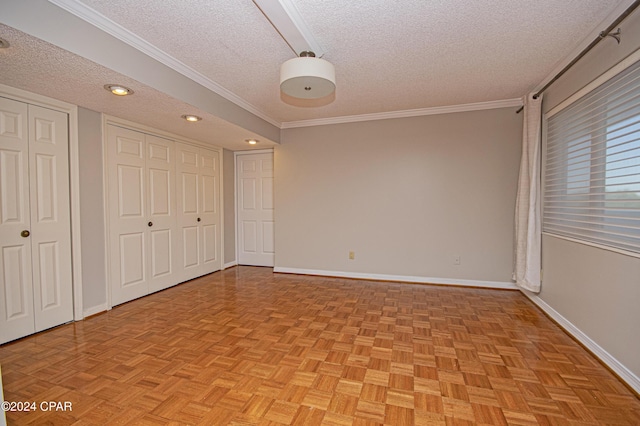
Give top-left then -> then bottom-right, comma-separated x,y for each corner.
513,93 -> 543,293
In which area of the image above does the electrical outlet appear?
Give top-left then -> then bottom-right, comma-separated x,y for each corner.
454,255 -> 461,265
349,251 -> 355,260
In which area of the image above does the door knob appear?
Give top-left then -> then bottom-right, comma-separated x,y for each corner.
21,230 -> 30,238
197,217 -> 201,222
148,222 -> 153,227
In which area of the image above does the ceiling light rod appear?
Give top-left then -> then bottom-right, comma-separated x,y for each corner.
252,0 -> 324,57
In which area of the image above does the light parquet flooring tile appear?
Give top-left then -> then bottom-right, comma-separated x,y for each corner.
1,266 -> 638,425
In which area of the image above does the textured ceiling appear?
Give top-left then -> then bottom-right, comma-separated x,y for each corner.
0,24 -> 265,150
0,0 -> 633,149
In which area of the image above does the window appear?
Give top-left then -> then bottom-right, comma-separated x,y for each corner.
544,58 -> 640,254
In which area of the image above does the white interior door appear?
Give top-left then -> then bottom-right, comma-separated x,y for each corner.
237,152 -> 274,267
199,149 -> 221,273
28,105 -> 73,331
176,143 -> 221,281
0,98 -> 73,344
107,125 -> 149,305
0,97 -> 35,343
176,143 -> 201,280
145,135 -> 177,293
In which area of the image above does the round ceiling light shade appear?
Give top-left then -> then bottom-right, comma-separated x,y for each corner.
280,55 -> 335,99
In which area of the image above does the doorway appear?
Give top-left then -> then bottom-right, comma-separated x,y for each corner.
235,150 -> 274,266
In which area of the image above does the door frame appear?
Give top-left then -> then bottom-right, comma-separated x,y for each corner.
0,83 -> 83,321
234,149 -> 274,266
102,115 -> 224,310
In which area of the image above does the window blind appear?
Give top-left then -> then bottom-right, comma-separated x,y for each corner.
544,59 -> 640,254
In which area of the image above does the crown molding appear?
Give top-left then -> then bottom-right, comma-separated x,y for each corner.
280,98 -> 523,129
47,0 -> 281,128
46,0 -> 523,131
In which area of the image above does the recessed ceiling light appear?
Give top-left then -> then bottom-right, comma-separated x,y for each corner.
0,38 -> 10,49
104,84 -> 133,96
181,114 -> 202,122
245,139 -> 259,145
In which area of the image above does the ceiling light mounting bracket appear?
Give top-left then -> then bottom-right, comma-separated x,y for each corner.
253,0 -> 335,100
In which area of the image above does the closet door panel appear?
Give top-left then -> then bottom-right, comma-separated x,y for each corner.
145,135 -> 176,293
0,245 -> 34,344
119,232 -> 145,286
29,105 -> 73,331
176,143 -> 201,280
150,229 -> 171,278
175,144 -> 221,281
200,149 -> 220,271
118,165 -> 144,217
203,224 -> 217,264
0,98 -> 34,344
182,226 -> 199,269
0,99 -> 73,343
108,126 -> 148,305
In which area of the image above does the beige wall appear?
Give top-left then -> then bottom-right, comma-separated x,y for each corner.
78,107 -> 107,312
223,148 -> 236,265
540,236 -> 640,375
276,108 -> 522,283
537,8 -> 640,380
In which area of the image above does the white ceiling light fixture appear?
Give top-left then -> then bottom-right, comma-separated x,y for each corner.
245,139 -> 259,145
281,51 -> 335,99
181,114 -> 202,122
253,0 -> 336,100
104,84 -> 133,96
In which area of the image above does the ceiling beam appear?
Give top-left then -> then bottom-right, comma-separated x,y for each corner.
252,0 -> 324,57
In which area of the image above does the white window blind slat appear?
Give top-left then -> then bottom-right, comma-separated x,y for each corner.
558,133 -> 640,159
542,222 -> 640,244
547,101 -> 640,147
547,69 -> 640,133
543,58 -> 640,254
545,169 -> 640,187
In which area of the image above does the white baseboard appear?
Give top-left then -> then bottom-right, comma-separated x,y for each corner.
223,261 -> 238,270
273,267 -> 517,290
521,290 -> 640,394
82,303 -> 108,318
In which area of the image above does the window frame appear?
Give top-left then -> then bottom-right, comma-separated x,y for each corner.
542,51 -> 640,259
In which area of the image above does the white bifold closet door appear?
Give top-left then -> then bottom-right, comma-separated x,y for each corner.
107,125 -> 177,306
0,97 -> 73,344
175,142 -> 221,281
237,152 -> 274,267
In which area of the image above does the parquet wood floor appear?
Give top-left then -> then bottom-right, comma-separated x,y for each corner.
1,267 -> 639,425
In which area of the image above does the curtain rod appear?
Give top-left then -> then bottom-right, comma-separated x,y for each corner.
516,0 -> 640,114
